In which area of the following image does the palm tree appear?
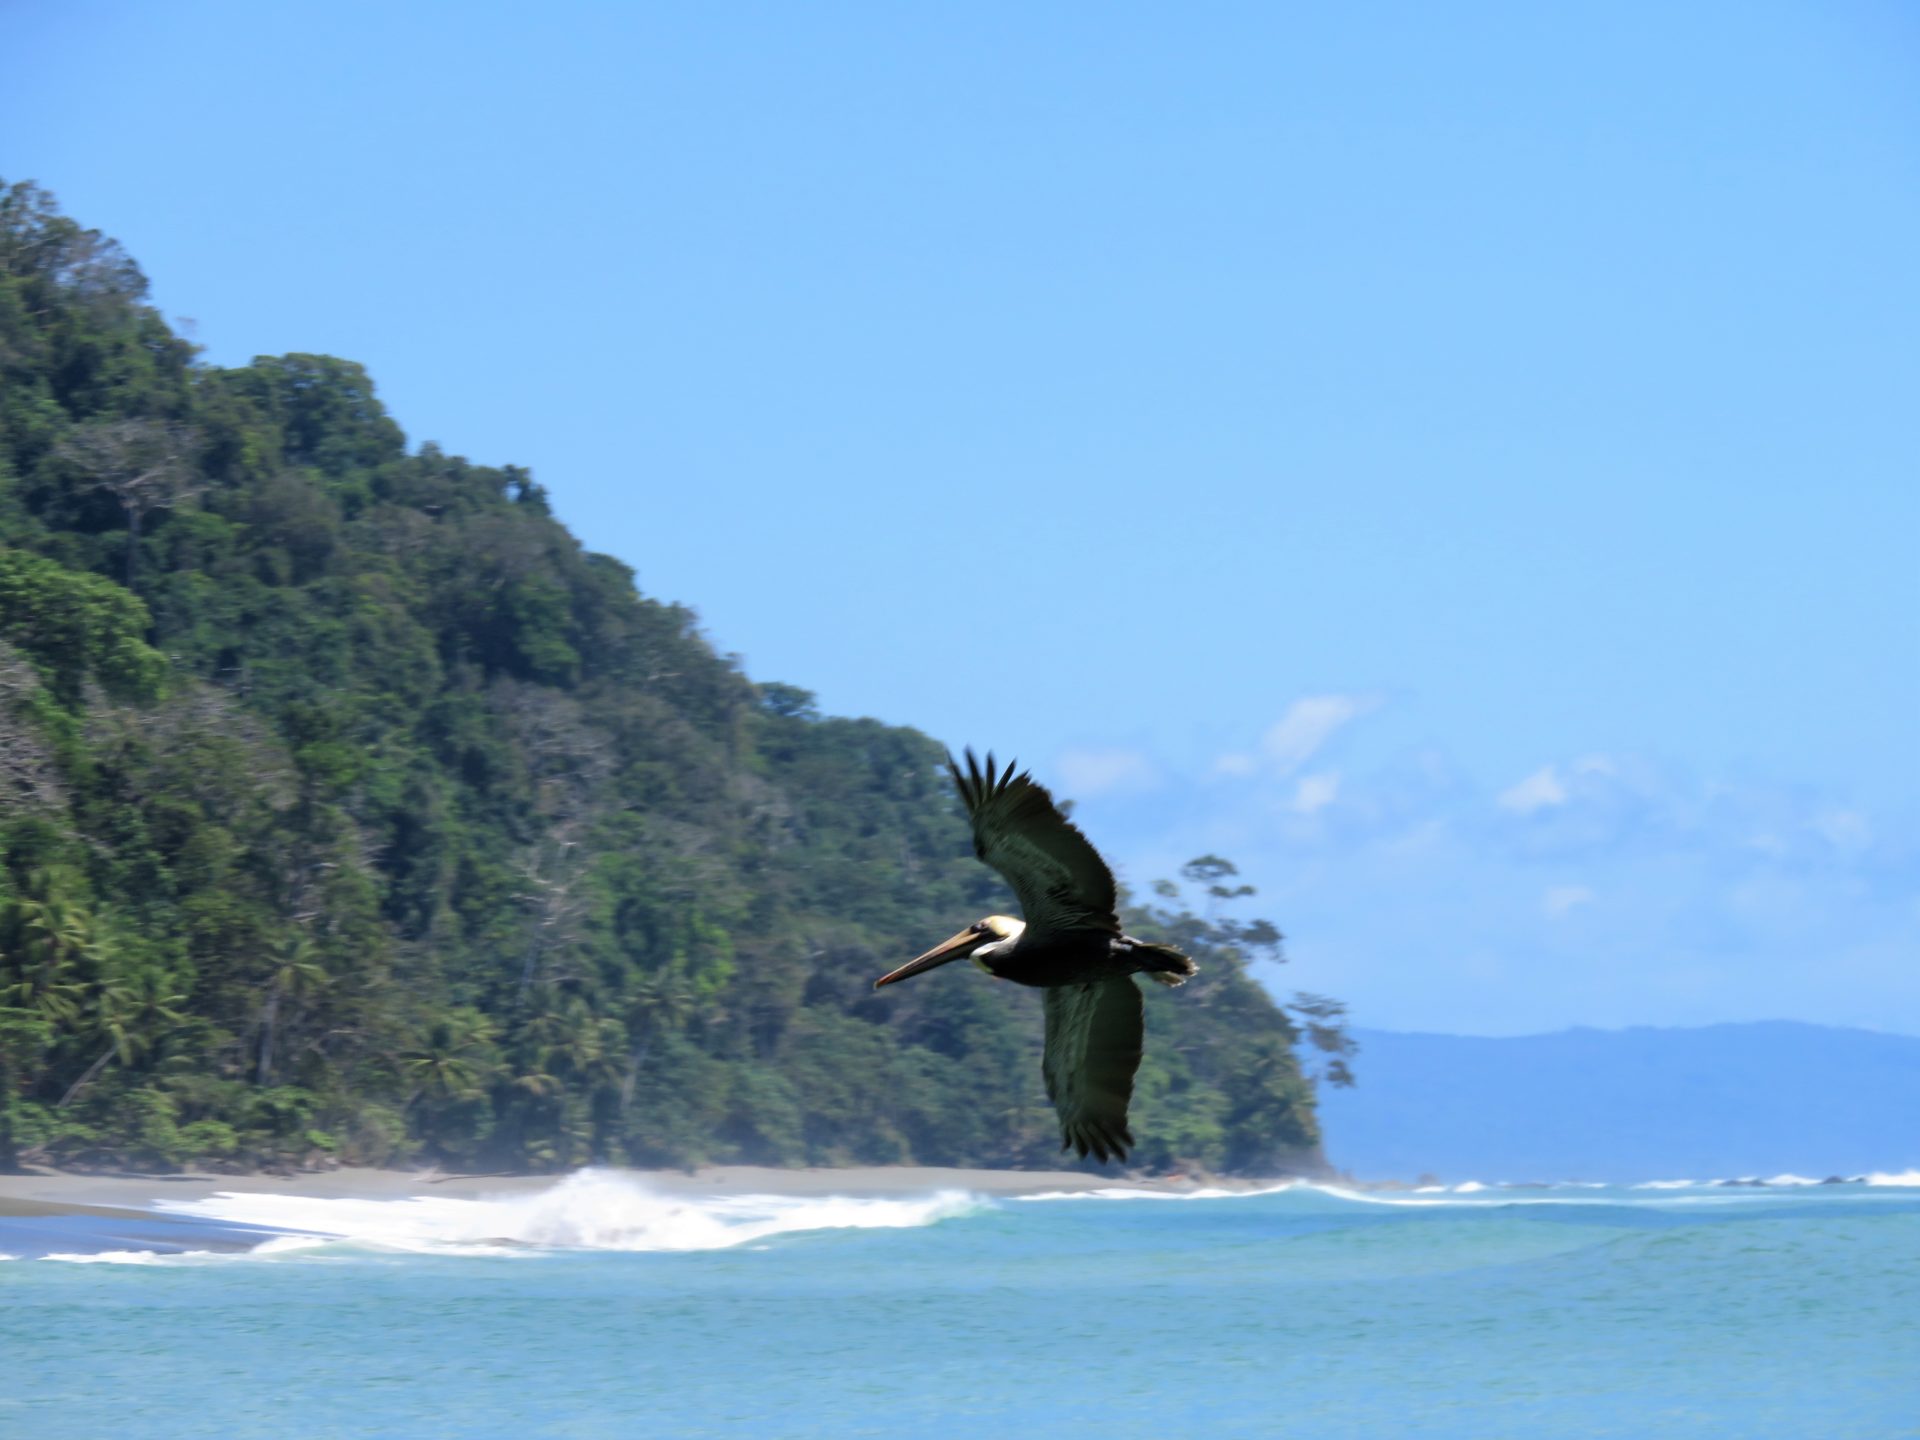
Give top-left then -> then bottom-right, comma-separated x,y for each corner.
1,881 -> 93,1029
58,965 -> 187,1109
619,969 -> 695,1113
256,936 -> 329,1085
401,1009 -> 497,1157
0,1005 -> 50,1173
402,1011 -> 496,1105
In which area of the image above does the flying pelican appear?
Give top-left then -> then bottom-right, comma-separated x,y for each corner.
874,749 -> 1196,1163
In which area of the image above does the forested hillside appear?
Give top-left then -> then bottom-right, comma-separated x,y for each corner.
0,181 -> 1347,1176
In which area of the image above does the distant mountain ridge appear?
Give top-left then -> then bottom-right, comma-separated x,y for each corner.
1316,1021 -> 1920,1183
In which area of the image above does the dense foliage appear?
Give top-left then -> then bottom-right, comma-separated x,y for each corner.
0,181 -> 1349,1176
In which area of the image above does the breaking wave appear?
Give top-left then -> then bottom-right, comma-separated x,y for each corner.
1014,1183 -> 1299,1203
40,1248 -> 221,1265
16,1165 -> 1920,1263
1022,1171 -> 1920,1211
1866,1169 -> 1920,1187
147,1169 -> 982,1257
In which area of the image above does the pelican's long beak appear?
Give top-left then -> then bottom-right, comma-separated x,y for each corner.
874,928 -> 981,988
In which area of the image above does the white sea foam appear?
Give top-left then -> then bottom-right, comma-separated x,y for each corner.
1629,1172 -> 1919,1191
41,1249 -> 223,1265
152,1169 -> 982,1255
1865,1169 -> 1920,1187
1027,1181 -> 1610,1209
1021,1173 -> 1920,1209
1018,1181 -> 1537,1208
21,1167 -> 1917,1265
1014,1183 -> 1302,1203
1314,1184 -> 1620,1208
1317,1179 -> 1883,1208
1315,1186 -> 1455,1207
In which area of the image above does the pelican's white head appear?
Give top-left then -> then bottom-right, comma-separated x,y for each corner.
979,914 -> 1026,942
873,914 -> 1026,988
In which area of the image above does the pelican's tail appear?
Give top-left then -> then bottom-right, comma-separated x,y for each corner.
1126,939 -> 1198,988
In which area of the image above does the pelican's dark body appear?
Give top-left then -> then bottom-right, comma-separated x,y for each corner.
873,749 -> 1198,1163
981,933 -> 1198,990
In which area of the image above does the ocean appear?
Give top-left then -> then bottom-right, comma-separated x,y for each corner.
4,1170 -> 1917,1438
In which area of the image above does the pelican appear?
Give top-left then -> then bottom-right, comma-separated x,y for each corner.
875,749 -> 1196,1164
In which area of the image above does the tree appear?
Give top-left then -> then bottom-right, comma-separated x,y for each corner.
58,964 -> 187,1109
55,418 -> 205,588
0,550 -> 168,703
0,878 -> 92,1027
1286,991 -> 1358,1089
0,1006 -> 51,1173
403,1011 -> 496,1113
255,935 -> 329,1086
619,968 -> 696,1114
1146,857 -> 1358,1094
1181,854 -> 1257,915
0,644 -> 66,815
0,180 -> 147,307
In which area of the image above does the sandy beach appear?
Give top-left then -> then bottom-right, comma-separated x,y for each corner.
0,1162 -> 1237,1220
0,1164 -> 1307,1259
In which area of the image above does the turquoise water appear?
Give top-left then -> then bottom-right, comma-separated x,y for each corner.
4,1173 -> 1917,1438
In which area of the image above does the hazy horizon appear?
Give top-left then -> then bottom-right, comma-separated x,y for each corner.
1354,1017 -> 1920,1041
1320,1021 -> 1920,1181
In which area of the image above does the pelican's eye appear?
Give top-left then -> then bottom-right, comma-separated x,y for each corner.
970,922 -> 990,934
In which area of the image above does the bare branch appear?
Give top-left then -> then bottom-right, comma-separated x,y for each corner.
0,643 -> 67,815
55,419 -> 206,587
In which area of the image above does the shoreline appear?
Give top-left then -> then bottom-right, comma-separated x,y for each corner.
0,1162 -> 1277,1220
0,1162 -> 1313,1260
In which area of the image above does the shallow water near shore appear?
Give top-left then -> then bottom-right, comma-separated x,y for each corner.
4,1172 -> 1917,1438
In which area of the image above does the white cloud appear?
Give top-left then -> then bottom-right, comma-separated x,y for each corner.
1253,694 -> 1378,776
1498,765 -> 1568,813
1094,739 -> 1916,1032
1055,746 -> 1158,798
1211,752 -> 1258,778
1542,884 -> 1595,918
1291,772 -> 1341,815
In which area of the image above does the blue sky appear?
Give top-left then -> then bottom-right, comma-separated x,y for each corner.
5,1 -> 1915,1034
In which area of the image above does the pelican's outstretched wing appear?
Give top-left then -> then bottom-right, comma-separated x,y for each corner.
948,748 -> 1119,939
1043,978 -> 1143,1163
